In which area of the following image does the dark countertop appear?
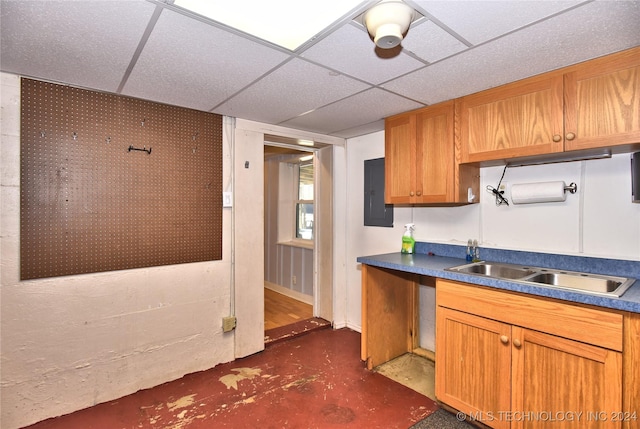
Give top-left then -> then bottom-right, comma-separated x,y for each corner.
357,252 -> 640,313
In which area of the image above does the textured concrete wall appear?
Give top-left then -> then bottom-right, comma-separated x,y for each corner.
0,73 -> 237,429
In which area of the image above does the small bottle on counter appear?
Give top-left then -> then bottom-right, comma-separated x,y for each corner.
401,224 -> 416,254
466,239 -> 473,261
472,239 -> 480,262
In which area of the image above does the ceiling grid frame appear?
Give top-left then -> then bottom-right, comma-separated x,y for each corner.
1,0 -> 638,139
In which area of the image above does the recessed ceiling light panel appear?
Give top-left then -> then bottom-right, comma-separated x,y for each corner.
173,0 -> 365,51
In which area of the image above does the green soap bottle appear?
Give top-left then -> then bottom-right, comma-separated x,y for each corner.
401,224 -> 416,254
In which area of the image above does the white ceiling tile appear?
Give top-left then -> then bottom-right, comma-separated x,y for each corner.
331,119 -> 386,139
0,0 -> 155,92
213,58 -> 370,124
122,9 -> 290,111
414,0 -> 586,45
279,88 -> 424,134
385,0 -> 640,105
301,24 -> 426,84
401,19 -> 468,63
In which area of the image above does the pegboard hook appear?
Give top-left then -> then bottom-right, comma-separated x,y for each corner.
128,144 -> 152,155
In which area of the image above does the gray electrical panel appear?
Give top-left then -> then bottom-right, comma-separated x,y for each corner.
364,157 -> 393,227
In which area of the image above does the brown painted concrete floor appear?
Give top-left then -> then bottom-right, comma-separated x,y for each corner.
24,327 -> 439,429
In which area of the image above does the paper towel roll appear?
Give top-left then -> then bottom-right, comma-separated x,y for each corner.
511,181 -> 567,204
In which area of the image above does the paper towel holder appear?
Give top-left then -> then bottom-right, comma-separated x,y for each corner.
510,181 -> 578,205
565,182 -> 578,194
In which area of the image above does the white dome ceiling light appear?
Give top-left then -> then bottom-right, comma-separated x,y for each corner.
364,0 -> 416,49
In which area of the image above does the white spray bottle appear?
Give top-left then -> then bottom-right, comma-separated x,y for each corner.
401,224 -> 416,254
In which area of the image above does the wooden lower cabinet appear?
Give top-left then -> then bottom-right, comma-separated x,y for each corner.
512,327 -> 622,429
436,307 -> 512,429
436,279 -> 625,429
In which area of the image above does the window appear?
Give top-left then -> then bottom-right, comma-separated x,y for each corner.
296,160 -> 314,240
276,154 -> 314,247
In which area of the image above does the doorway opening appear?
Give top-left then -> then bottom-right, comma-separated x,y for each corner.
263,143 -> 316,333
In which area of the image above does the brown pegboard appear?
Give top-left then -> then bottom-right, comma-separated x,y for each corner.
20,78 -> 222,280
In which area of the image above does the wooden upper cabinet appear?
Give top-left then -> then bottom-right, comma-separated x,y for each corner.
458,73 -> 565,163
415,102 -> 455,203
386,47 -> 639,199
385,101 -> 460,204
457,46 -> 640,164
564,47 -> 640,152
385,113 -> 416,204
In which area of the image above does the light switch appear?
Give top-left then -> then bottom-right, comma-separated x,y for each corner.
223,192 -> 232,208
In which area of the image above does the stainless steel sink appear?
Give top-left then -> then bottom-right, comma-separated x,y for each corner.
526,271 -> 626,294
448,262 -> 536,280
446,261 -> 636,297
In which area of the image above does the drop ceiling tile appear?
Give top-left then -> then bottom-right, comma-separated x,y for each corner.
0,0 -> 155,92
279,88 -> 424,135
301,24 -> 426,84
1,0 -> 638,140
414,0 -> 585,45
122,9 -> 290,111
384,0 -> 640,105
331,119 -> 385,139
213,58 -> 370,124
401,19 -> 469,63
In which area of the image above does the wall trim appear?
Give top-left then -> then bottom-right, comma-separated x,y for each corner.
265,281 -> 313,305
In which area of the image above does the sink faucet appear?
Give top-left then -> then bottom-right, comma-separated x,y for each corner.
472,239 -> 480,262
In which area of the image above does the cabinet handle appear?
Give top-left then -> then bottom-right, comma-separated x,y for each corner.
416,191 -> 422,196
552,134 -> 562,142
513,339 -> 522,348
566,132 -> 576,141
410,191 -> 415,196
500,335 -> 509,345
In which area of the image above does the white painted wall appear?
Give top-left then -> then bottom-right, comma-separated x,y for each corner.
412,155 -> 640,258
344,130 -> 640,350
0,73 -> 238,429
343,131 -> 413,333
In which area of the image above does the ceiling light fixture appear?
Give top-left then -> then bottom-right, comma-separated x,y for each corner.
364,0 -> 415,49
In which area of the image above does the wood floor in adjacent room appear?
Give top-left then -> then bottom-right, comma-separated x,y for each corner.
264,287 -> 313,330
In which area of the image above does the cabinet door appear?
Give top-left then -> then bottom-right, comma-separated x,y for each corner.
564,47 -> 640,152
458,73 -> 564,163
436,307 -> 512,429
385,113 -> 417,204
415,101 -> 455,203
511,326 -> 623,429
